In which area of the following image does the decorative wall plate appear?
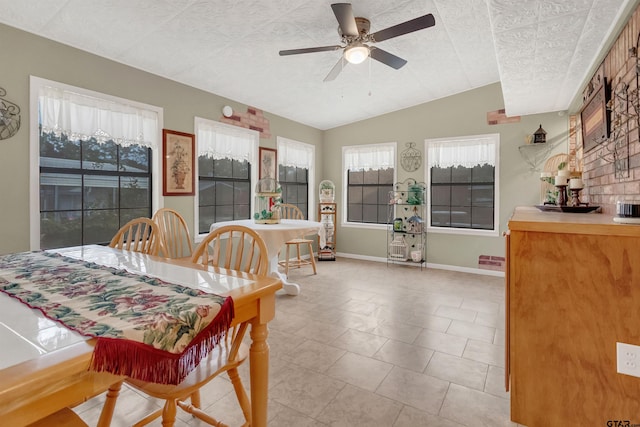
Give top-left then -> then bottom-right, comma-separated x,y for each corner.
0,87 -> 21,140
400,142 -> 421,172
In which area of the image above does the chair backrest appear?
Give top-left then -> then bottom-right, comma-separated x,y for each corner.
109,217 -> 161,255
152,208 -> 193,259
278,203 -> 304,220
191,225 -> 268,276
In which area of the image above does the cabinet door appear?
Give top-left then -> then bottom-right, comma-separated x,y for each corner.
504,231 -> 510,392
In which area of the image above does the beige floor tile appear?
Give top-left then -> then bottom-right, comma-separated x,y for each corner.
446,319 -> 496,343
376,366 -> 449,415
475,311 -> 505,329
484,365 -> 510,399
330,328 -> 388,357
294,320 -> 350,344
393,405 -> 464,427
403,312 -> 452,332
368,319 -> 423,343
281,339 -> 346,372
440,383 -> 518,427
325,351 -> 393,391
435,305 -> 478,322
460,298 -> 501,314
373,338 -> 434,372
462,339 -> 505,367
424,351 -> 488,391
414,329 -> 468,357
269,364 -> 345,417
317,384 -> 402,426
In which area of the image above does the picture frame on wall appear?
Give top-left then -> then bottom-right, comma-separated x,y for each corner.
580,78 -> 609,153
259,147 -> 277,180
162,129 -> 195,196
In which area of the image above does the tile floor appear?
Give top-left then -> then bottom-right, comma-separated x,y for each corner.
75,258 -> 524,426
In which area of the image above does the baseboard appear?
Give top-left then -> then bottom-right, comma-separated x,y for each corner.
334,252 -> 505,278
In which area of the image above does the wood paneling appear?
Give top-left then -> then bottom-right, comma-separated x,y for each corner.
507,208 -> 640,425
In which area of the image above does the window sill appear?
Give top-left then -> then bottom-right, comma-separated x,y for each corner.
426,226 -> 499,237
342,222 -> 387,231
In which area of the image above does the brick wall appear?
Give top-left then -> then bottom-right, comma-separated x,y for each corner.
578,5 -> 640,215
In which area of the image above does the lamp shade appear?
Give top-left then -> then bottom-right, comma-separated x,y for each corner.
344,44 -> 369,64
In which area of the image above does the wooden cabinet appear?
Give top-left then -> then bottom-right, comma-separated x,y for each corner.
318,202 -> 336,261
506,207 -> 640,425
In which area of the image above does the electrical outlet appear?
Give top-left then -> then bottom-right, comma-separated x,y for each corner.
616,342 -> 640,377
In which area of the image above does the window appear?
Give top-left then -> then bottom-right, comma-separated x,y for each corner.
30,77 -> 162,250
277,137 -> 315,219
425,134 -> 499,235
343,143 -> 395,225
195,118 -> 259,235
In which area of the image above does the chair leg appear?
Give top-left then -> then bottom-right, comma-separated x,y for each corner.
228,368 -> 251,425
296,243 -> 302,265
307,242 -> 317,274
97,380 -> 123,427
285,244 -> 290,277
190,390 -> 201,409
161,400 -> 178,427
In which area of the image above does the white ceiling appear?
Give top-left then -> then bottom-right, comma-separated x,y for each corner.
0,0 -> 633,130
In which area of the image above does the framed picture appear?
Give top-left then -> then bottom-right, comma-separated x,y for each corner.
259,147 -> 277,180
580,79 -> 609,153
162,129 -> 195,196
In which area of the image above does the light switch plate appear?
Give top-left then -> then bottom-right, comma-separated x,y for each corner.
616,342 -> 640,377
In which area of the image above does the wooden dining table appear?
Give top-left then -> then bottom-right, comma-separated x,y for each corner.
0,245 -> 281,427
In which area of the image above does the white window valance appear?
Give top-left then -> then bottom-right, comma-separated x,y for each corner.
344,143 -> 395,171
38,85 -> 159,148
426,134 -> 498,168
277,137 -> 313,169
195,118 -> 258,162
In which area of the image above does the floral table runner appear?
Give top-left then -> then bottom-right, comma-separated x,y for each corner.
0,250 -> 234,385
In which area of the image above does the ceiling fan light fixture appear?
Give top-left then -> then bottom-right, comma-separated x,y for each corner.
344,44 -> 369,64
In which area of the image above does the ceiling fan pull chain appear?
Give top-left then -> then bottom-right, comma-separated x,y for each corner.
368,56 -> 372,96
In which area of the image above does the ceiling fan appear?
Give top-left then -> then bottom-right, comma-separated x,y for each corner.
279,3 -> 435,82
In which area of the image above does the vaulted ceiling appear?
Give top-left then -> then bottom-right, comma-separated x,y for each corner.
0,0 -> 634,129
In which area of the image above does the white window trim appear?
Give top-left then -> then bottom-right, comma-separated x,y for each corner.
424,133 -> 500,237
341,142 -> 397,229
193,117 -> 259,240
277,136 -> 316,221
29,76 -> 164,250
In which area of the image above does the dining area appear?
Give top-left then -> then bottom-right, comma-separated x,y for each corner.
0,208 -> 288,427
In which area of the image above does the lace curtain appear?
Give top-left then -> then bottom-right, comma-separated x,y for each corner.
277,137 -> 313,168
196,118 -> 258,162
38,85 -> 159,148
426,135 -> 497,168
344,143 -> 395,171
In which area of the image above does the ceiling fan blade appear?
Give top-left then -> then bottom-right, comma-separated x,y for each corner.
370,47 -> 407,69
279,45 -> 342,56
370,13 -> 435,42
331,3 -> 359,37
324,57 -> 346,82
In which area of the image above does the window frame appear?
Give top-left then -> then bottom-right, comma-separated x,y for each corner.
424,134 -> 500,237
341,142 -> 397,230
29,76 -> 163,250
193,117 -> 259,240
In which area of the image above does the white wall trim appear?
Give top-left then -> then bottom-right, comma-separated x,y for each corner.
335,252 -> 505,277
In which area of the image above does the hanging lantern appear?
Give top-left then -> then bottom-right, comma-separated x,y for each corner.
533,124 -> 547,144
254,178 -> 282,224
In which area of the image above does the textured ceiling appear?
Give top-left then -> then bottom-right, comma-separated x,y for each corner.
0,0 -> 633,130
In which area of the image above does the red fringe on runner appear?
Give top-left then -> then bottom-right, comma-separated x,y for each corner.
90,297 -> 234,385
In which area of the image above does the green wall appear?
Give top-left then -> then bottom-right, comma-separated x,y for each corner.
1,23 -> 569,271
0,23 -> 323,255
323,83 -> 568,269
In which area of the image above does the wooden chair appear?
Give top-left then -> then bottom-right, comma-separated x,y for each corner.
103,225 -> 268,427
191,225 -> 269,276
26,407 -> 88,427
277,203 -> 317,277
109,217 -> 161,255
152,208 -> 193,259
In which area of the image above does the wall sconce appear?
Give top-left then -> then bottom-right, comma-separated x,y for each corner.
344,43 -> 370,64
